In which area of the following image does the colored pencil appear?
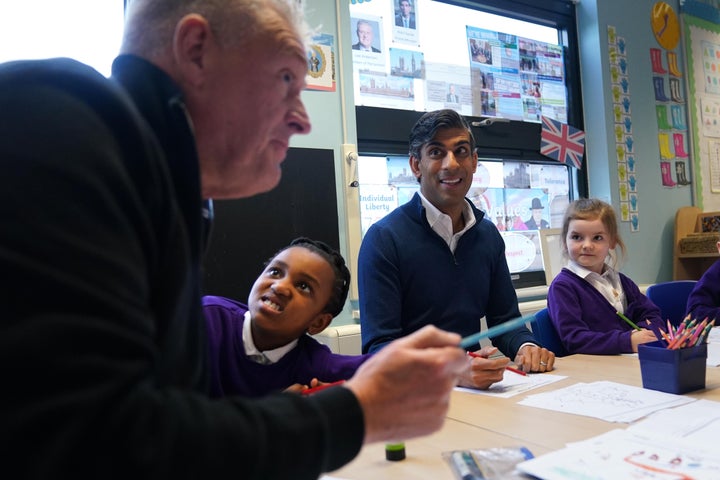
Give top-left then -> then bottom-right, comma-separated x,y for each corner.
459,314 -> 536,350
616,311 -> 641,331
505,365 -> 528,376
466,351 -> 528,376
301,380 -> 345,395
687,319 -> 708,346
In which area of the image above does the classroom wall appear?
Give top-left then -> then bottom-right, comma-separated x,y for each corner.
576,0 -> 693,283
295,0 -> 695,325
288,0 -> 360,324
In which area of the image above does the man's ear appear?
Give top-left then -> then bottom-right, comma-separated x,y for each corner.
409,155 -> 421,179
307,313 -> 333,336
172,14 -> 213,87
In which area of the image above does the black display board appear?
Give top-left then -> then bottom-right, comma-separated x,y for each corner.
202,147 -> 339,302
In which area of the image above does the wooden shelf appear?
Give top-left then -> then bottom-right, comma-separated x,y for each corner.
673,206 -> 720,279
677,253 -> 720,259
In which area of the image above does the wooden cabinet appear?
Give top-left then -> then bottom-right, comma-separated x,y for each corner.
673,206 -> 720,280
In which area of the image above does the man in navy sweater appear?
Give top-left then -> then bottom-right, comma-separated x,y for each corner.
359,109 -> 555,389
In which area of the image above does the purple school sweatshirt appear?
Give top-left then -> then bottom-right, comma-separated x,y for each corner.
203,295 -> 371,398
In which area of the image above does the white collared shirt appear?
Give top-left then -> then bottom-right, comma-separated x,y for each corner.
242,311 -> 298,364
418,192 -> 539,352
567,261 -> 626,313
417,191 -> 476,253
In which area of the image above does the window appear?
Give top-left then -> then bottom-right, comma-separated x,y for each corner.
0,1 -> 125,77
349,0 -> 583,289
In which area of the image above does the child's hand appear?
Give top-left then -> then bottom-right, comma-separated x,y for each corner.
283,378 -> 323,394
301,379 -> 346,395
283,383 -> 309,394
631,329 -> 658,352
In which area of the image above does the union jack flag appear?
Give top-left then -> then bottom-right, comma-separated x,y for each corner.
540,115 -> 585,169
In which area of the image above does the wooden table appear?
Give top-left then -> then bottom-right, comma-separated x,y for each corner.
327,354 -> 720,479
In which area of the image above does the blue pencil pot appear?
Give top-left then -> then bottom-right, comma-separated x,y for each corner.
638,341 -> 707,394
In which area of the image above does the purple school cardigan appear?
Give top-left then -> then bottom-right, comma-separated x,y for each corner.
203,295 -> 371,397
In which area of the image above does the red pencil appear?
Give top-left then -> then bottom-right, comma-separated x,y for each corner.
466,351 -> 527,376
301,380 -> 346,395
505,365 -> 528,376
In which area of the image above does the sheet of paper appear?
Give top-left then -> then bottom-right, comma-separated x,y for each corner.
628,399 -> 720,451
455,372 -> 567,398
518,428 -> 720,480
518,381 -> 695,422
707,328 -> 720,343
707,342 -> 720,366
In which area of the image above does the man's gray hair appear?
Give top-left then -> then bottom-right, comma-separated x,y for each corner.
122,0 -> 312,58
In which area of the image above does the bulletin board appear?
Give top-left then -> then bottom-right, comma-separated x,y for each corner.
202,147 -> 340,302
681,1 -> 720,210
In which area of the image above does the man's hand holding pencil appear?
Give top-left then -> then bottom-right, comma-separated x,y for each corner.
462,347 -> 510,390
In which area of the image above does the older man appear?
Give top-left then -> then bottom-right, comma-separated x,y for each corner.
0,1 -> 467,478
352,19 -> 381,52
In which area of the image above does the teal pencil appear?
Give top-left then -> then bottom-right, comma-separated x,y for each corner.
459,314 -> 536,350
687,319 -> 707,347
616,311 -> 641,331
696,320 -> 715,346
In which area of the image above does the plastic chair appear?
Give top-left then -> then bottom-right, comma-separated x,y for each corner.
645,280 -> 698,327
532,308 -> 569,357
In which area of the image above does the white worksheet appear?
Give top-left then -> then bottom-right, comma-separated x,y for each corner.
517,381 -> 695,422
455,372 -> 567,399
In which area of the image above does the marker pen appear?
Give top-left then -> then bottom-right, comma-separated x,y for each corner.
450,451 -> 485,480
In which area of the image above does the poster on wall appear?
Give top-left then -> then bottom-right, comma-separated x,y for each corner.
465,26 -> 566,122
348,0 -> 564,122
392,0 -> 419,45
709,139 -> 720,192
700,96 -> 720,137
305,33 -> 336,92
356,156 -> 569,277
681,1 -> 720,209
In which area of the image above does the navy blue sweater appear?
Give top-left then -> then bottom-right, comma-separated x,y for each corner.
359,193 -> 536,355
686,259 -> 720,322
